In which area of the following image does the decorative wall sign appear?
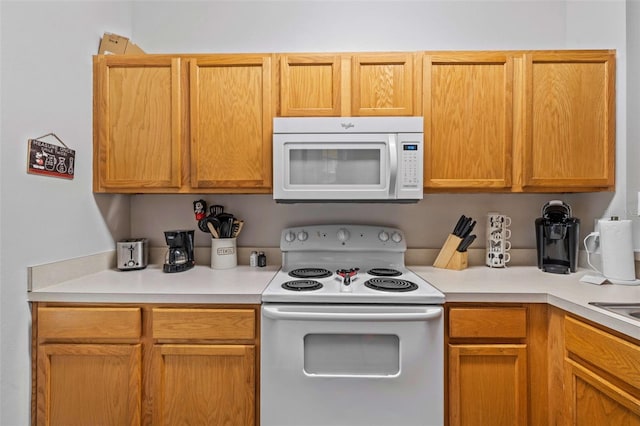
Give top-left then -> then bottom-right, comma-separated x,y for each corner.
27,133 -> 75,179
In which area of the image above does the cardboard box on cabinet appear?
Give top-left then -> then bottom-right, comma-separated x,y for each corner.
98,32 -> 145,55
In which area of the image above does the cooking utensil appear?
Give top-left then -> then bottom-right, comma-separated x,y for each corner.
231,220 -> 244,238
199,216 -> 221,236
207,222 -> 220,239
209,205 -> 224,217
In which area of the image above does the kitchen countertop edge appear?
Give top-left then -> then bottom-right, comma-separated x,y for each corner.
411,266 -> 640,340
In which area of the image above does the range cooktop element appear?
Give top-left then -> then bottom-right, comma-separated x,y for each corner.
262,224 -> 444,304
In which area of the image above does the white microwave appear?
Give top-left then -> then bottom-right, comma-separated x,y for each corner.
273,117 -> 423,203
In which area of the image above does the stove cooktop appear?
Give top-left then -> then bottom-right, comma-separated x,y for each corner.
262,267 -> 444,304
262,224 -> 445,304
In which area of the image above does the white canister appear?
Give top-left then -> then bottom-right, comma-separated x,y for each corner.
211,238 -> 237,269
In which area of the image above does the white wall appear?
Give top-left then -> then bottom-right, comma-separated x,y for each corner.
0,2 -> 133,424
130,1 -> 626,252
628,0 -> 640,246
0,2 -> 3,420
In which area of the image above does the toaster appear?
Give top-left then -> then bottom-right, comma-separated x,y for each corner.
117,238 -> 149,270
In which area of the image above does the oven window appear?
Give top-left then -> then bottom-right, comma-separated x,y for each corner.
289,149 -> 381,185
303,334 -> 399,376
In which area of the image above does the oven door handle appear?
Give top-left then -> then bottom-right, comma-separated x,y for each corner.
262,306 -> 442,321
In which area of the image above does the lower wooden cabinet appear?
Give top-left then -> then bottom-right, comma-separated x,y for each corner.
562,314 -> 640,425
32,303 -> 259,426
448,344 -> 527,426
446,304 -> 549,426
37,343 -> 142,426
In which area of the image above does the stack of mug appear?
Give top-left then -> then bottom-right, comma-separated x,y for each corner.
486,212 -> 511,268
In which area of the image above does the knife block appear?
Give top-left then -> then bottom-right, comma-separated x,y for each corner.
433,234 -> 468,271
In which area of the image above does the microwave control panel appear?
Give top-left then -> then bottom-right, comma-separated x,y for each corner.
400,143 -> 420,187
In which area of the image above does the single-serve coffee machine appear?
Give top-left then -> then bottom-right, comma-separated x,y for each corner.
163,230 -> 195,273
535,200 -> 580,274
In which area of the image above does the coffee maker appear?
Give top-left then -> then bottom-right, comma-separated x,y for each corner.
163,230 -> 195,273
535,200 -> 580,274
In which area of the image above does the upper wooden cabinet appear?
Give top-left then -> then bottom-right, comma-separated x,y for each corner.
278,52 -> 420,116
423,49 -> 615,192
423,52 -> 513,189
279,54 -> 342,116
93,54 -> 273,193
189,55 -> 273,190
93,55 -> 183,192
519,51 -> 615,191
93,49 -> 615,194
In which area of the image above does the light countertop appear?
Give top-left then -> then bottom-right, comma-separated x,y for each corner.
28,256 -> 640,340
28,265 -> 280,304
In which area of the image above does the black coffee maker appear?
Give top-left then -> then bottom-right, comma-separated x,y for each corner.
535,201 -> 580,274
163,230 -> 195,273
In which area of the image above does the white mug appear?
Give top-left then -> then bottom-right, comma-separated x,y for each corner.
486,212 -> 512,268
486,250 -> 511,267
487,212 -> 511,229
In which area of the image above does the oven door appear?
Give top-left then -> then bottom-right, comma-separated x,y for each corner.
260,304 -> 444,426
273,133 -> 393,201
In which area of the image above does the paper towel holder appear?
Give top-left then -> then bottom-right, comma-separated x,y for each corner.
584,217 -> 639,284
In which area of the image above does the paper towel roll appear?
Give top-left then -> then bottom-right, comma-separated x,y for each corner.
599,219 -> 636,281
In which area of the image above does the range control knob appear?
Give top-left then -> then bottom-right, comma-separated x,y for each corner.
297,231 -> 308,241
337,228 -> 350,242
284,231 -> 296,242
391,232 -> 403,243
378,231 -> 390,242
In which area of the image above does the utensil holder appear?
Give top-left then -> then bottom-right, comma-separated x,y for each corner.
211,238 -> 237,269
433,234 -> 468,271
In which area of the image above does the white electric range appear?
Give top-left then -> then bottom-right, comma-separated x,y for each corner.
261,224 -> 445,426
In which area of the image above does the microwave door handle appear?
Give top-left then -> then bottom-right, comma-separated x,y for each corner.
388,134 -> 398,197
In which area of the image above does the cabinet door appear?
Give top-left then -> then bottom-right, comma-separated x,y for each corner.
37,343 -> 141,426
521,51 -> 615,190
564,359 -> 640,425
94,56 -> 183,192
449,344 -> 528,426
152,344 -> 255,426
352,53 -> 417,116
280,54 -> 342,116
190,55 -> 273,191
424,53 -> 513,189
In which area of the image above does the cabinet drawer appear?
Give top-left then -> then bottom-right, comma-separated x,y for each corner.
38,307 -> 142,339
152,308 -> 255,340
565,316 -> 640,389
449,307 -> 527,338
